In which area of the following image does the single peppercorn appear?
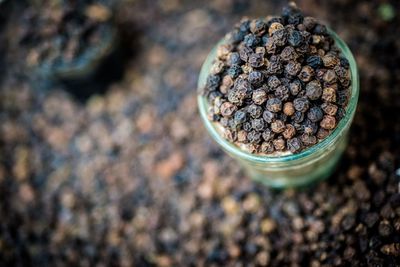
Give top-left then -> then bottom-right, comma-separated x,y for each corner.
268,76 -> 281,89
252,89 -> 267,105
305,80 -> 322,100
287,137 -> 302,152
260,141 -> 274,153
262,128 -> 275,141
234,110 -> 247,125
269,22 -> 284,35
228,65 -> 242,78
283,124 -> 296,139
275,85 -> 290,101
289,79 -> 302,96
220,102 -> 237,117
239,45 -> 253,62
306,55 -> 323,69
320,115 -> 336,130
272,28 -> 288,47
288,30 -> 303,47
250,19 -> 267,36
263,110 -> 275,123
249,53 -> 264,68
298,65 -> 314,82
271,120 -> 285,133
307,106 -> 324,122
244,34 -> 260,48
228,52 -> 242,66
266,98 -> 282,112
248,71 -> 264,85
285,61 -> 302,77
321,87 -> 337,103
300,133 -> 317,146
323,69 -> 337,84
247,104 -> 263,118
293,97 -> 310,112
283,102 -> 295,116
252,118 -> 265,132
247,130 -> 262,144
280,46 -> 298,62
273,137 -> 286,150
321,103 -> 338,116
237,130 -> 248,143
316,128 -> 330,139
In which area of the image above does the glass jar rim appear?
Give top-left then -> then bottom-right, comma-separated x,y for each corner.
197,28 -> 359,163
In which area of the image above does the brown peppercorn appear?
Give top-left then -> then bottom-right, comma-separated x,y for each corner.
320,115 -> 336,130
322,53 -> 339,67
217,44 -> 233,60
210,60 -> 225,75
283,124 -> 296,139
283,102 -> 295,116
298,65 -> 314,82
273,137 -> 286,150
252,89 -> 267,105
237,130 -> 248,143
271,120 -> 285,133
220,102 -> 237,117
380,243 -> 400,257
323,69 -> 337,84
269,22 -> 284,35
316,128 -> 330,139
260,141 -> 274,154
224,129 -> 237,142
300,133 -> 317,145
280,46 -> 298,62
220,75 -> 234,94
321,87 -> 337,103
321,103 -> 338,115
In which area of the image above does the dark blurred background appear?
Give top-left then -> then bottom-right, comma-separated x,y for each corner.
0,0 -> 399,266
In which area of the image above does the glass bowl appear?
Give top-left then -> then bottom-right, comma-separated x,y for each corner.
197,29 -> 359,188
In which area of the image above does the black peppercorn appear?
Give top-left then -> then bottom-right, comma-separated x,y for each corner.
266,98 -> 282,112
293,97 -> 310,112
305,80 -> 322,100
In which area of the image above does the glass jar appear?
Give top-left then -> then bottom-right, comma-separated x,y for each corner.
197,30 -> 359,188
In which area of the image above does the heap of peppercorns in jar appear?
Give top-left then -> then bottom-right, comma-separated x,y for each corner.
202,2 -> 351,154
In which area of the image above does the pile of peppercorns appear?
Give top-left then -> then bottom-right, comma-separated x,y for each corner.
202,3 -> 352,154
14,0 -> 113,72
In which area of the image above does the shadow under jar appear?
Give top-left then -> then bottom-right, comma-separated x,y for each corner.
197,29 -> 359,189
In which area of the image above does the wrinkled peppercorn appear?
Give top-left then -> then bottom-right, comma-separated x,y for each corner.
320,115 -> 336,130
288,30 -> 303,47
247,104 -> 263,119
263,110 -> 275,123
307,106 -> 324,122
262,128 -> 275,141
271,120 -> 285,133
298,65 -> 314,82
251,89 -> 267,105
293,97 -> 310,112
266,98 -> 282,112
249,71 -> 264,85
305,80 -> 322,100
283,124 -> 296,139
